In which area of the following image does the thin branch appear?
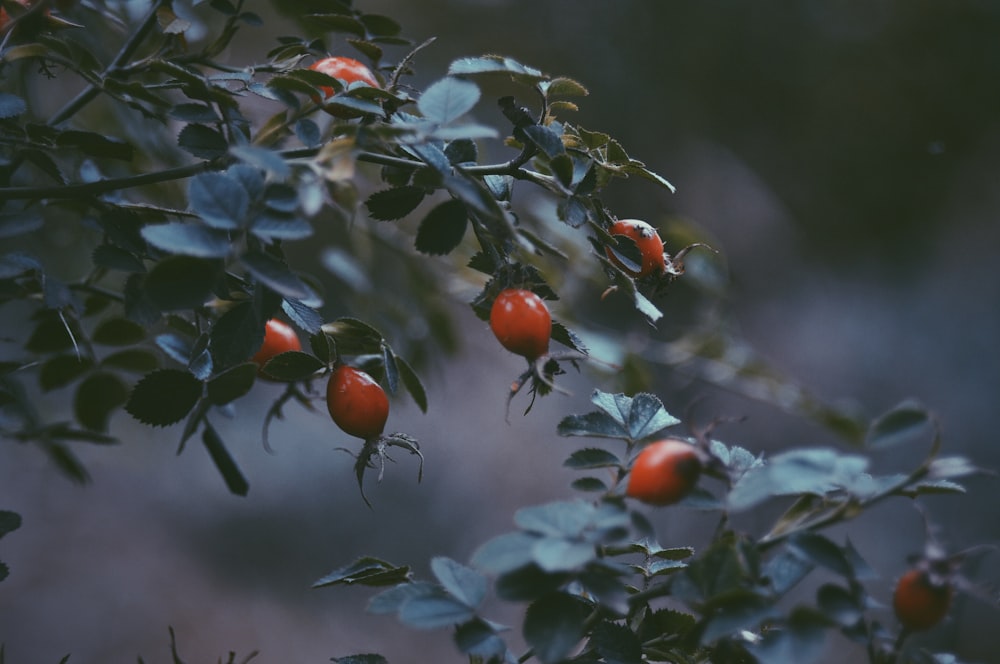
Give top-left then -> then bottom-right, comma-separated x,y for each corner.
0,160 -> 218,200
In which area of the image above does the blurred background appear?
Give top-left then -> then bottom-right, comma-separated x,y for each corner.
2,0 -> 1000,662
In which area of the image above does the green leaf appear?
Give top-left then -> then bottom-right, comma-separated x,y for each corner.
395,356 -> 428,413
748,607 -> 828,664
250,213 -> 313,241
169,103 -> 221,123
100,349 -> 159,373
558,411 -> 628,439
699,592 -> 776,644
56,130 -> 133,161
816,584 -> 863,627
523,592 -> 589,663
39,355 -> 93,391
727,448 -> 870,512
453,618 -> 507,659
240,250 -> 312,300
74,372 -> 129,432
125,369 -> 203,427
471,532 -> 537,575
431,556 -> 487,609
0,211 -> 44,239
365,186 -> 426,221
201,421 -> 249,496
448,55 -> 548,84
367,581 -> 436,614
144,256 -> 222,311
866,399 -> 931,449
570,477 -> 607,492
558,391 -> 680,441
532,537 -> 595,572
178,124 -> 229,159
92,317 -> 147,346
206,363 -> 257,405
0,511 -> 22,539
259,351 -> 324,381
281,298 -> 324,336
92,245 -> 145,273
141,223 -> 232,258
332,656 -> 388,664
522,125 -> 565,158
564,447 -> 621,469
322,317 -> 384,356
0,93 -> 27,119
417,77 -> 480,124
414,199 -> 467,255
314,557 -> 412,589
589,621 -> 642,664
763,548 -> 815,596
210,302 -> 265,370
188,172 -> 250,229
786,533 -> 853,577
396,591 -> 476,630
514,500 -> 595,538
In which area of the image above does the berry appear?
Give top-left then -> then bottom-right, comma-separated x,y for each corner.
606,219 -> 667,278
252,319 -> 302,377
893,568 -> 952,631
326,365 -> 389,440
489,288 -> 552,361
626,439 -> 702,506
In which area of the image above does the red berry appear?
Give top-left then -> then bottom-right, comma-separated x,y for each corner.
626,439 -> 702,506
309,56 -> 380,102
252,319 -> 302,377
326,365 -> 389,440
893,568 -> 952,631
605,219 -> 666,278
489,288 -> 552,360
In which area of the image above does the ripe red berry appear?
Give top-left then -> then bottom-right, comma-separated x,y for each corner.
252,319 -> 302,376
489,288 -> 552,361
309,56 -> 380,102
626,439 -> 702,506
893,568 -> 952,631
326,365 -> 389,440
605,219 -> 667,278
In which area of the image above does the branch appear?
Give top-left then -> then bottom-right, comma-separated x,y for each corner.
0,160 -> 218,200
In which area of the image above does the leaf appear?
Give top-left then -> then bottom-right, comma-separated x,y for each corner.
563,447 -> 621,470
92,317 -> 147,346
39,355 -> 93,391
589,621 -> 642,664
431,556 -> 487,609
144,256 -> 222,311
454,618 -> 508,659
92,245 -> 145,273
748,608 -> 828,664
367,581 -> 437,614
56,130 -> 133,161
395,356 -> 428,413
557,411 -> 628,439
259,351 -> 323,381
532,537 -> 595,572
206,363 -> 257,405
250,213 -> 313,241
0,93 -> 27,119
523,592 -> 589,663
414,199 -> 467,255
314,557 -> 412,589
0,511 -> 23,539
210,301 -> 265,370
142,223 -> 232,258
699,592 -> 777,644
74,372 -> 129,431
448,55 -> 547,83
332,656 -> 388,664
188,172 -> 250,229
365,186 -> 426,221
763,548 -> 815,596
201,421 -> 249,496
101,349 -> 160,373
125,369 -> 203,427
398,591 -> 476,630
471,531 -> 537,575
281,298 -> 324,335
866,399 -> 931,449
786,533 -> 853,577
727,448 -> 870,512
558,391 -> 679,441
522,125 -> 565,159
514,500 -> 594,538
0,211 -> 44,239
322,317 -> 384,356
417,77 -> 480,124
178,124 -> 229,159
240,250 -> 312,300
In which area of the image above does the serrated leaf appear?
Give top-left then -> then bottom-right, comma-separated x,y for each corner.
414,199 -> 467,255
101,349 -> 159,373
398,591 -> 476,630
74,372 -> 130,431
0,211 -> 44,239
92,317 -> 147,346
314,557 -> 412,589
259,351 -> 324,381
557,411 -> 628,439
201,421 -> 249,496
532,537 -> 595,572
786,533 -> 852,577
418,77 -> 480,124
169,103 -> 221,123
728,448 -> 870,512
178,124 -> 229,159
206,363 -> 257,405
188,172 -> 249,229
454,618 -> 508,659
332,655 -> 388,664
210,302 -> 265,370
866,399 -> 931,449
395,356 -> 427,413
39,355 -> 93,391
365,186 -> 425,221
125,369 -> 203,427
322,317 -> 384,356
471,532 -> 537,575
92,245 -> 145,273
240,250 -> 311,300
142,223 -> 232,258
431,557 -> 487,609
367,581 -> 436,614
0,93 -> 27,119
564,447 -> 621,469
589,621 -> 642,664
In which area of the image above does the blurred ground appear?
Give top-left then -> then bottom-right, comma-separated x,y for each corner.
2,1 -> 1000,662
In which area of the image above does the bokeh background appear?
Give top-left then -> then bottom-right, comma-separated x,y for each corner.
2,0 -> 1000,662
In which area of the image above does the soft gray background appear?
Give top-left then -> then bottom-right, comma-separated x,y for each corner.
2,1 -> 999,662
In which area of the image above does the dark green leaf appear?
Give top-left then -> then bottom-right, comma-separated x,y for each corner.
523,592 -> 589,663
188,172 -> 250,229
398,590 -> 476,630
259,351 -> 324,381
431,556 -> 487,609
0,511 -> 23,539
817,584 -> 863,627
39,355 -> 93,391
322,317 -> 384,356
570,477 -> 608,492
92,245 -> 145,273
92,317 -> 146,346
589,621 -> 643,664
787,533 -> 852,577
866,399 -> 931,449
728,448 -> 869,512
281,298 -> 324,335
748,607 -> 828,664
169,103 -> 221,123
700,592 -> 776,644
557,411 -> 628,439
144,256 -> 222,311
360,13 -> 401,36
56,130 -> 133,161
564,447 -> 621,469
201,421 -> 249,496
210,302 -> 265,370
471,532 -> 537,575
178,124 -> 229,159
532,537 -> 596,572
74,372 -> 129,431
314,557 -> 412,589
332,656 -> 388,664
240,250 -> 312,299
25,314 -> 81,354
522,125 -> 565,158
395,356 -> 427,413
454,618 -> 507,659
0,93 -> 27,119
448,55 -> 547,83
444,138 -> 477,165
250,213 -> 313,241
514,500 -> 594,538
206,363 -> 257,405
125,369 -> 203,427
414,199 -> 467,255
763,548 -> 814,596
141,223 -> 232,258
